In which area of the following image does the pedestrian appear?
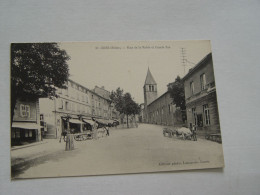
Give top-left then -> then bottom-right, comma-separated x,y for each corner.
105,126 -> 110,136
192,124 -> 197,141
93,121 -> 98,140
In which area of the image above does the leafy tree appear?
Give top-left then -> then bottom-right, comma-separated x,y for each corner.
110,87 -> 125,114
167,76 -> 186,122
110,88 -> 140,128
11,43 -> 70,123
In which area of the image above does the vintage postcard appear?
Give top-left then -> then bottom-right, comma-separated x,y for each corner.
11,40 -> 224,179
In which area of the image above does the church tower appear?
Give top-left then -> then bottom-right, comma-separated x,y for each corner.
143,68 -> 158,107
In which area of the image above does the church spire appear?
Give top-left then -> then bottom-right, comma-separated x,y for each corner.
144,67 -> 156,85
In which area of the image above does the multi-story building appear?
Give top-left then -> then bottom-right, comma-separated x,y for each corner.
182,53 -> 220,135
40,79 -> 116,139
143,68 -> 183,126
93,86 -> 111,100
11,98 -> 42,146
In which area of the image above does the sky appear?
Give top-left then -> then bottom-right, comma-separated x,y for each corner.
59,40 -> 211,104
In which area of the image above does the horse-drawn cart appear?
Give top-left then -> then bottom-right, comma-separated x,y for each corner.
163,127 -> 194,140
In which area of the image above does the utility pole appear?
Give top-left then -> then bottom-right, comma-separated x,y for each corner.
180,48 -> 187,76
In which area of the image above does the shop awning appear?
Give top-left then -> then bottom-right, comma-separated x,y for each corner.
95,119 -> 108,125
69,119 -> 84,124
12,122 -> 42,129
83,119 -> 95,125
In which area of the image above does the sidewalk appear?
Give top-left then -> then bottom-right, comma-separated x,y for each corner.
11,139 -> 65,167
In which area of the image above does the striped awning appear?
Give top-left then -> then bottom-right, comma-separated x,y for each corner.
69,119 -> 84,124
83,119 -> 95,125
95,119 -> 108,125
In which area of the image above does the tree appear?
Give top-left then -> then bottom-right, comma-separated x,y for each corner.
167,76 -> 186,122
110,88 -> 140,128
11,43 -> 70,123
110,87 -> 125,114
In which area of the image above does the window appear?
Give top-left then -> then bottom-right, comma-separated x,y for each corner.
162,107 -> 164,115
20,104 -> 30,118
24,129 -> 33,138
81,94 -> 84,102
190,81 -> 194,95
65,101 -> 70,111
200,73 -> 206,90
12,129 -> 21,138
71,103 -> 75,112
58,99 -> 63,109
16,130 -> 20,138
203,104 -> 210,125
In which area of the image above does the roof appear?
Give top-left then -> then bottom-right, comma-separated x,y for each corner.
147,91 -> 170,106
182,53 -> 212,81
68,79 -> 111,102
144,68 -> 156,85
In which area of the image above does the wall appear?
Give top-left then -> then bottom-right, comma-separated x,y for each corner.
13,99 -> 37,122
184,58 -> 214,100
146,92 -> 183,126
144,84 -> 158,106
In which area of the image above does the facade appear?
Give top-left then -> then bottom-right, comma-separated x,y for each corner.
143,68 -> 183,126
182,53 -> 220,134
40,79 -> 116,139
138,103 -> 145,123
11,98 -> 42,146
145,91 -> 183,126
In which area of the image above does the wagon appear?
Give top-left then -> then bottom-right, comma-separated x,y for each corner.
74,130 -> 93,141
163,127 -> 193,140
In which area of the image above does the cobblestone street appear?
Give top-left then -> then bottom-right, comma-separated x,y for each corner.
12,124 -> 224,179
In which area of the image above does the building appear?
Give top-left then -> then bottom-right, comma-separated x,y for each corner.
11,98 -> 42,146
138,103 -> 145,123
93,86 -> 111,100
182,53 -> 220,135
142,68 -> 183,126
40,79 -> 116,139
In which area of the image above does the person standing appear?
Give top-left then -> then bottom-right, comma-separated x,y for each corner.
192,124 -> 197,141
105,126 -> 110,136
93,121 -> 98,140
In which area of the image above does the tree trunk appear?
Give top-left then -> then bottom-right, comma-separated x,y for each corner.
127,115 -> 129,128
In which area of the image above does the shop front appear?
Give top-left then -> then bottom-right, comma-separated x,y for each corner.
11,122 -> 42,146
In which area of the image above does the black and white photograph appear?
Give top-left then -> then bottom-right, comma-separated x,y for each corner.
10,40 -> 224,179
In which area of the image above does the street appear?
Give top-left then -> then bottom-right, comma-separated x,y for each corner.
12,124 -> 224,179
